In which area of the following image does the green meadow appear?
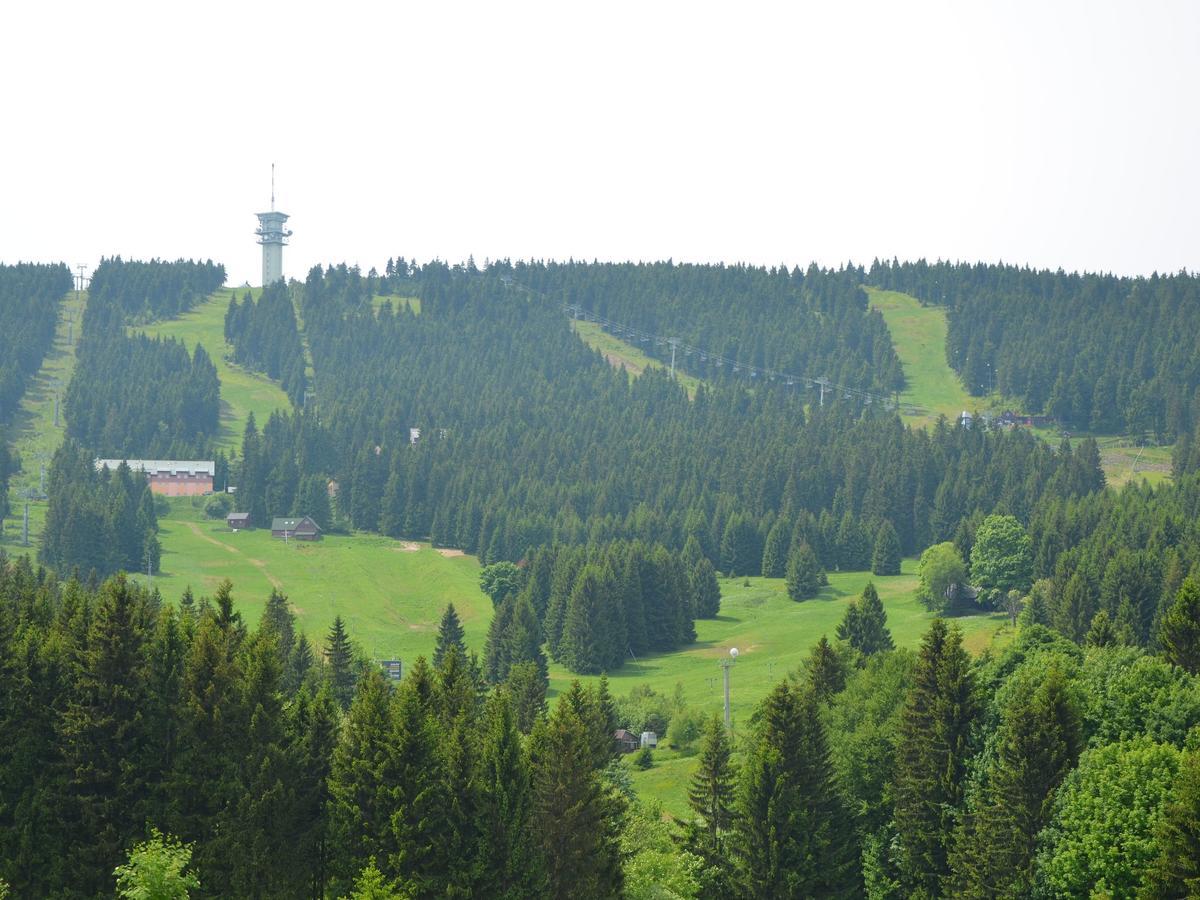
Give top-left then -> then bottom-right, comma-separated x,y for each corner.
151,498 -> 493,659
864,287 -> 976,429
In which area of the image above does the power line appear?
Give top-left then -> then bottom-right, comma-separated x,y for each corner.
563,302 -> 907,409
494,273 -> 921,413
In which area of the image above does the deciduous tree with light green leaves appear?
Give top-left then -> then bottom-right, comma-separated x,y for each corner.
1034,736 -> 1180,898
914,542 -> 968,613
969,514 -> 1033,597
113,828 -> 200,900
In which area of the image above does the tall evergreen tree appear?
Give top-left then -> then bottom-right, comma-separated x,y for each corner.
805,636 -> 849,701
433,602 -> 466,670
690,556 -> 722,619
785,541 -> 824,601
734,680 -> 857,897
388,670 -> 451,895
506,661 -> 548,734
530,690 -> 624,899
761,516 -> 792,578
476,690 -> 547,898
871,520 -> 902,576
892,619 -> 977,898
59,574 -> 152,897
836,582 -> 895,658
328,669 -> 400,897
1160,577 -> 1200,674
948,665 -> 1081,897
326,615 -> 356,710
687,714 -> 739,851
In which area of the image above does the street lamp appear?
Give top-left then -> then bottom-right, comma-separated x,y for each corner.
720,647 -> 738,728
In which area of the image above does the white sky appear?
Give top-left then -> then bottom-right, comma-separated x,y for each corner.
2,1 -> 1197,286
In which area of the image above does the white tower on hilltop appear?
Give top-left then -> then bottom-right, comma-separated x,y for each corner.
255,164 -> 292,285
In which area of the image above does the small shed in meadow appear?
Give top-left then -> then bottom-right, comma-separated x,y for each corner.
614,729 -> 639,754
640,731 -> 658,750
227,512 -> 251,530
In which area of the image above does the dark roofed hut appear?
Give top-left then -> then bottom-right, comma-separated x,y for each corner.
271,516 -> 322,541
227,512 -> 252,531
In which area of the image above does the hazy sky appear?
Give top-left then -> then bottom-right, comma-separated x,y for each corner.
3,1 -> 1197,286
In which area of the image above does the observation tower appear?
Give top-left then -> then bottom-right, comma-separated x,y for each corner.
255,164 -> 292,285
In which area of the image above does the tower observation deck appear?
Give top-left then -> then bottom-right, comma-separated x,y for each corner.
255,166 -> 292,285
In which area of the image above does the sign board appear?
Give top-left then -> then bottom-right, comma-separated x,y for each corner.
379,659 -> 403,681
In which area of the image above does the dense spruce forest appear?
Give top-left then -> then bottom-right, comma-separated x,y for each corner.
224,281 -> 307,406
13,253 -> 1200,896
382,259 -> 905,395
87,256 -> 225,322
219,262 -> 1108,674
2,553 -> 1199,898
63,259 -> 222,458
0,261 -> 72,428
869,259 -> 1200,438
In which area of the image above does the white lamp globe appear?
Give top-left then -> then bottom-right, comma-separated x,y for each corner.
730,647 -> 739,658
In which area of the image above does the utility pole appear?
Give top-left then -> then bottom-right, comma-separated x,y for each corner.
720,647 -> 738,728
816,377 -> 830,407
23,499 -> 30,547
668,337 -> 679,380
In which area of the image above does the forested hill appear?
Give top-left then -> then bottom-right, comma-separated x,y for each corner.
869,259 -> 1200,438
382,258 -> 905,395
0,261 -> 72,428
269,264 -> 1103,564
62,258 -> 223,458
88,256 -> 225,324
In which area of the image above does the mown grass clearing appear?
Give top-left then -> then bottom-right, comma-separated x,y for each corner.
151,499 -> 494,659
865,287 -> 975,429
372,294 -> 421,313
135,288 -> 291,452
572,321 -> 702,398
2,289 -> 81,548
551,563 -> 1007,816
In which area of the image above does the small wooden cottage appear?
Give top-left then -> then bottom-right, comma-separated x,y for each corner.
614,729 -> 639,754
271,516 -> 321,541
227,512 -> 251,531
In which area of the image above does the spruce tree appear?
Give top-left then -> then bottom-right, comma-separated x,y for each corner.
433,602 -> 466,670
506,660 -> 548,733
260,588 -> 296,665
504,593 -> 548,677
476,690 -> 547,898
836,582 -> 895,658
328,669 -> 400,896
892,619 -> 977,897
1085,609 -> 1118,647
734,680 -> 857,896
388,670 -> 451,895
326,615 -> 356,710
59,574 -> 152,897
559,564 -> 607,674
225,631 -> 298,898
530,691 -> 624,899
687,714 -> 738,851
690,556 -> 722,619
948,665 -> 1080,897
291,684 -> 338,899
805,635 -> 848,701
761,516 -> 791,578
1160,577 -> 1200,674
484,596 -> 515,682
872,520 -> 902,576
785,541 -> 823,601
